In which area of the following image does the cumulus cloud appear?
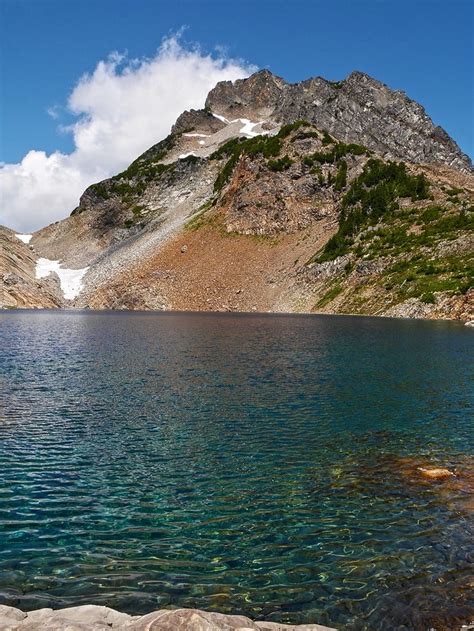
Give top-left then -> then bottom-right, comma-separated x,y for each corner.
1,36 -> 255,232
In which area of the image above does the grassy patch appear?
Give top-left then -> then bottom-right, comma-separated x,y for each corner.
328,80 -> 344,90
321,130 -> 333,146
446,187 -> 464,197
184,199 -> 216,231
316,283 -> 343,307
112,161 -> 173,185
383,254 -> 473,301
89,182 -> 110,200
293,131 -> 320,141
131,205 -> 144,217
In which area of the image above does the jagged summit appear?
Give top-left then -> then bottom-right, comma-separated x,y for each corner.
204,68 -> 287,118
195,69 -> 471,173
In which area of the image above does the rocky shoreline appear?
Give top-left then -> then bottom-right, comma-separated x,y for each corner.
0,605 -> 335,630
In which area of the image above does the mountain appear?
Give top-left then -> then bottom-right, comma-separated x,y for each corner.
2,70 -> 473,321
202,70 -> 472,172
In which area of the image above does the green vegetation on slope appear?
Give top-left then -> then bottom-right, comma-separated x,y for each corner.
267,155 -> 294,172
276,120 -> 312,139
211,123 -> 369,194
184,199 -> 216,231
72,133 -> 182,215
303,142 -> 368,167
318,159 -> 431,262
211,135 -> 283,191
316,283 -> 343,307
359,206 -> 473,259
383,253 -> 472,305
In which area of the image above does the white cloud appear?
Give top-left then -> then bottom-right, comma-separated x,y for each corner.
46,105 -> 60,120
1,36 -> 255,232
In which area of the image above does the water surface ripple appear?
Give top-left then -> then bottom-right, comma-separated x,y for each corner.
0,311 -> 473,630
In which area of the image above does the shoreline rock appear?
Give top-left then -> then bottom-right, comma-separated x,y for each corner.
0,605 -> 336,631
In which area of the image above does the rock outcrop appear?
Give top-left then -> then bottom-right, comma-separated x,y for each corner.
204,70 -> 472,173
0,605 -> 335,631
0,227 -> 63,309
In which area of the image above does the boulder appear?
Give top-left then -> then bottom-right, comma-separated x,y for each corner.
417,467 -> 455,480
0,606 -> 336,631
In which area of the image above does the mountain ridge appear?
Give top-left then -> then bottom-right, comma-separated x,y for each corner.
204,69 -> 473,172
2,69 -> 473,321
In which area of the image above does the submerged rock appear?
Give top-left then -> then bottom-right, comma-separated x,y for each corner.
0,605 -> 336,630
417,466 -> 455,480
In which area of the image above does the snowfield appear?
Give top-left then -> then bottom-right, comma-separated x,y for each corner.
16,234 -> 33,244
212,112 -> 269,138
35,258 -> 89,300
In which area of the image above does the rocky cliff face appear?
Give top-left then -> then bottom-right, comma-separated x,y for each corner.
0,227 -> 63,309
204,70 -> 472,173
2,70 -> 473,320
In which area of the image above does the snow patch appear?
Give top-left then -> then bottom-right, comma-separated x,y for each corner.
35,258 -> 89,300
183,133 -> 210,138
212,113 -> 230,124
178,152 -> 197,159
211,112 -> 268,137
16,234 -> 33,244
237,118 -> 268,137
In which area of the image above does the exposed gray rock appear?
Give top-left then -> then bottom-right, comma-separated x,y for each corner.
205,69 -> 288,120
354,258 -> 392,276
0,226 -> 64,309
204,70 -> 472,173
0,605 -> 336,631
306,255 -> 352,279
171,109 -> 226,135
384,297 -> 435,319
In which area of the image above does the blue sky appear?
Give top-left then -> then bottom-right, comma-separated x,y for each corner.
2,0 -> 473,162
1,0 -> 473,231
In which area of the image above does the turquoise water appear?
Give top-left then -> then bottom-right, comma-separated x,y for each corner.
0,310 -> 473,630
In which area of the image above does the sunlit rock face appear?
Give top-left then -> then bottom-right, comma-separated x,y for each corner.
204,70 -> 473,173
0,604 -> 336,630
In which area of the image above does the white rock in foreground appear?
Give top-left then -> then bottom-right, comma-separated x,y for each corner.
35,258 -> 89,300
0,605 -> 336,630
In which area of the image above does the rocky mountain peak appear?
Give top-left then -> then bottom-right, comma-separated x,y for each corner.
201,69 -> 472,173
205,69 -> 287,119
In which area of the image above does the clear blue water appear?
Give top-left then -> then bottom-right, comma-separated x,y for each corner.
0,310 -> 473,630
